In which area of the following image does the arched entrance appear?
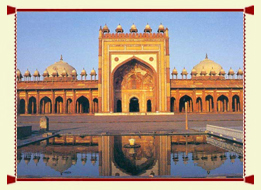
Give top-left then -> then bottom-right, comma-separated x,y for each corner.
28,97 -> 36,114
116,100 -> 122,112
76,96 -> 89,113
147,100 -> 152,112
113,58 -> 156,113
196,97 -> 202,112
129,97 -> 139,112
217,95 -> 229,112
40,97 -> 52,114
93,98 -> 98,113
170,97 -> 176,112
66,98 -> 72,114
179,95 -> 193,112
55,96 -> 63,114
19,99 -> 25,114
206,95 -> 214,112
232,95 -> 240,112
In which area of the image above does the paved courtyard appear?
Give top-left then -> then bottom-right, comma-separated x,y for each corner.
17,113 -> 243,135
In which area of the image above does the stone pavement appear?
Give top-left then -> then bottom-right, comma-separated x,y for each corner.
17,113 -> 243,135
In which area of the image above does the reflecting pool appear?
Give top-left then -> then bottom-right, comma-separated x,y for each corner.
17,134 -> 243,178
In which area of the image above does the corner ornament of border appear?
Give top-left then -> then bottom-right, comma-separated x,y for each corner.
7,175 -> 16,184
7,5 -> 17,15
245,175 -> 254,185
244,5 -> 254,15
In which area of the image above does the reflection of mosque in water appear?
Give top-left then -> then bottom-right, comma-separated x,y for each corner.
17,135 -> 243,177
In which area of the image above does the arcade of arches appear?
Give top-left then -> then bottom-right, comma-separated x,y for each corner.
18,94 -> 99,115
18,91 -> 242,114
170,94 -> 242,113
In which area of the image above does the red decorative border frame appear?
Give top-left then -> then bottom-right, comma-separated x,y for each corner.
7,5 -> 254,185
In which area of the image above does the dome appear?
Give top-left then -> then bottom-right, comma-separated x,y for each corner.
24,69 -> 31,77
103,24 -> 109,30
115,24 -> 124,33
219,67 -> 226,76
52,69 -> 58,77
130,23 -> 138,33
102,24 -> 110,33
80,68 -> 87,76
228,67 -> 235,75
209,67 -> 216,76
181,67 -> 188,75
71,69 -> 77,77
191,67 -> 197,76
144,23 -> 152,33
237,68 -> 243,75
172,67 -> 178,75
90,68 -> 97,76
46,154 -> 73,175
200,67 -> 207,76
46,55 -> 76,77
33,69 -> 40,77
17,69 -> 23,79
61,68 -> 68,77
193,54 -> 222,76
42,69 -> 49,77
157,23 -> 165,33
131,23 -> 137,30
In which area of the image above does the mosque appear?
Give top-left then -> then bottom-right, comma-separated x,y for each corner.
17,24 -> 243,115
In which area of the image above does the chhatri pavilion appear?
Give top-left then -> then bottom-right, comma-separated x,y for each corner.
17,24 -> 243,115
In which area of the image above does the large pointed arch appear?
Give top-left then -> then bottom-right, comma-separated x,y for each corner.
111,56 -> 157,113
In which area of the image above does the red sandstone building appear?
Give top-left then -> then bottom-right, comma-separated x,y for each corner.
17,24 -> 243,115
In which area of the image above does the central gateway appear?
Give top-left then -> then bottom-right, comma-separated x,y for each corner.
98,24 -> 171,113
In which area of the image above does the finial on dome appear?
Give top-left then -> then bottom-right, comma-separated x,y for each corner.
60,55 -> 63,60
205,53 -> 208,59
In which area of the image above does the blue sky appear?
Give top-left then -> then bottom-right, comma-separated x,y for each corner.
17,12 -> 243,78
